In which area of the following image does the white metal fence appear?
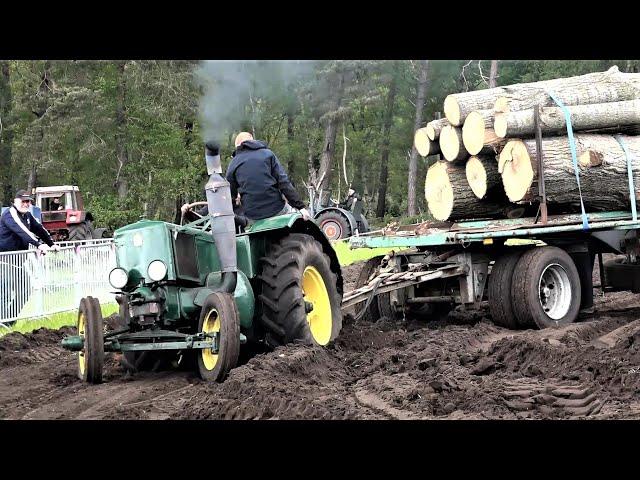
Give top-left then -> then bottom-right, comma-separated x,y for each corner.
0,239 -> 116,326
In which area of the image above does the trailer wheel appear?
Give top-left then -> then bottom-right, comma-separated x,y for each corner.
258,233 -> 342,348
316,210 -> 352,240
197,292 -> 240,382
511,247 -> 581,329
77,296 -> 104,384
488,250 -> 527,329
354,257 -> 383,322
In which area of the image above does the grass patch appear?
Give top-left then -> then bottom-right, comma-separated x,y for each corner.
1,303 -> 118,337
332,239 -> 394,267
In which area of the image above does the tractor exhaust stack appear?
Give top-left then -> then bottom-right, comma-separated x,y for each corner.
204,141 -> 237,293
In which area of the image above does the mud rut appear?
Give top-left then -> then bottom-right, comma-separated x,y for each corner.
1,262 -> 640,420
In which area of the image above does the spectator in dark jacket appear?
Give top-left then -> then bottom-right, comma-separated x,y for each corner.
226,132 -> 310,222
0,190 -> 57,253
0,189 -> 58,322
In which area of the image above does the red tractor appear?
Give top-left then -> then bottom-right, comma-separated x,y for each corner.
34,186 -> 108,241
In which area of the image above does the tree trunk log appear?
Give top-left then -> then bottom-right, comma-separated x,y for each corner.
425,160 -> 506,221
494,99 -> 640,138
439,125 -> 468,162
494,66 -> 640,114
426,118 -> 448,141
465,155 -> 501,200
445,66 -> 640,126
499,135 -> 640,209
414,127 -> 440,157
461,109 -> 507,155
408,60 -> 431,216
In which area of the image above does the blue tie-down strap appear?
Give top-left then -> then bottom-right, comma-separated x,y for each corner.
546,90 -> 589,230
614,135 -> 637,221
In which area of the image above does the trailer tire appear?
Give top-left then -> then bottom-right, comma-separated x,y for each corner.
488,250 -> 526,329
77,296 -> 104,384
354,257 -> 383,322
511,246 -> 581,329
258,233 -> 342,348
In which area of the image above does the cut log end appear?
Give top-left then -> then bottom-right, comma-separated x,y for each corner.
425,161 -> 455,221
494,112 -> 508,138
414,128 -> 432,157
444,95 -> 461,126
440,125 -> 466,162
465,156 -> 488,199
426,124 -> 436,141
462,111 -> 488,155
499,140 -> 534,202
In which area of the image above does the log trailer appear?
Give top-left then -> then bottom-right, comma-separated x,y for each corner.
344,210 -> 640,329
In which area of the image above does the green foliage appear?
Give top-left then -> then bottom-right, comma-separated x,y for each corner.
0,60 -> 634,228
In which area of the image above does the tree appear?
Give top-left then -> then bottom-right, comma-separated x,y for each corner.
0,61 -> 13,204
489,60 -> 499,88
407,60 -> 430,216
376,64 -> 399,218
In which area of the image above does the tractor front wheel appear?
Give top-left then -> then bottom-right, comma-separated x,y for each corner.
258,233 -> 342,348
316,211 -> 351,240
196,292 -> 240,382
77,296 -> 104,384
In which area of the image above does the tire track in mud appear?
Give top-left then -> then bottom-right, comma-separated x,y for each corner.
1,264 -> 640,420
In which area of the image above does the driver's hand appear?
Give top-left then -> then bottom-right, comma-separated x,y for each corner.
299,208 -> 311,221
180,203 -> 191,214
37,244 -> 50,254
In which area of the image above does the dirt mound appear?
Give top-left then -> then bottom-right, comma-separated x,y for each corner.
2,263 -> 640,419
0,326 -> 75,368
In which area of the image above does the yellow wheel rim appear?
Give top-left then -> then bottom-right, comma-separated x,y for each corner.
78,311 -> 86,375
201,309 -> 220,371
302,266 -> 332,345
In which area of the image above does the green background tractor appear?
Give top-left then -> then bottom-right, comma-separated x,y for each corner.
63,142 -> 343,383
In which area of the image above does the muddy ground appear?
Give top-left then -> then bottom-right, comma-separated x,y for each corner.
1,261 -> 640,420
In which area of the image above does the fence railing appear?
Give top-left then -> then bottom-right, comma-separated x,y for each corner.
0,239 -> 117,326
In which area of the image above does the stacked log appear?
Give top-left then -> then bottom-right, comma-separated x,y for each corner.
413,65 -> 640,221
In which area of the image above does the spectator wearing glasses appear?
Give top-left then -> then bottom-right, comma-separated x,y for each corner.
0,189 -> 58,253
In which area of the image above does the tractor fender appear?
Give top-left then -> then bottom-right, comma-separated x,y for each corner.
190,271 -> 255,329
66,210 -> 93,225
313,207 -> 357,235
244,213 -> 344,296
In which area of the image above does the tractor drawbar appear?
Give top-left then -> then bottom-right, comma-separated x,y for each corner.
204,141 -> 237,294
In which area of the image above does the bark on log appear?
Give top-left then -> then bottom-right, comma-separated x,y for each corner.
494,66 -> 640,114
462,109 -> 508,155
414,127 -> 440,156
425,160 -> 506,221
494,99 -> 640,138
499,135 -> 640,209
439,125 -> 468,162
465,155 -> 502,200
426,118 -> 449,141
445,66 -> 640,126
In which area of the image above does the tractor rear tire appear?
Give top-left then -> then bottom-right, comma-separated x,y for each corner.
511,246 -> 581,329
258,233 -> 342,348
488,250 -> 527,329
68,221 -> 93,241
354,257 -> 383,322
196,292 -> 240,382
77,296 -> 104,384
316,210 -> 352,240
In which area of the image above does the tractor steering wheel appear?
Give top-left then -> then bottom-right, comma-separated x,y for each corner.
180,201 -> 208,225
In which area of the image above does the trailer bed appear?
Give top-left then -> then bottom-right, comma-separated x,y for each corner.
349,210 -> 640,250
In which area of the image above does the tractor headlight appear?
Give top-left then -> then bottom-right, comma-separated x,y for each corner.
109,268 -> 129,289
147,260 -> 167,282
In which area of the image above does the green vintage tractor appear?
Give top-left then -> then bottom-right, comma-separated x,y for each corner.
62,142 -> 343,383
